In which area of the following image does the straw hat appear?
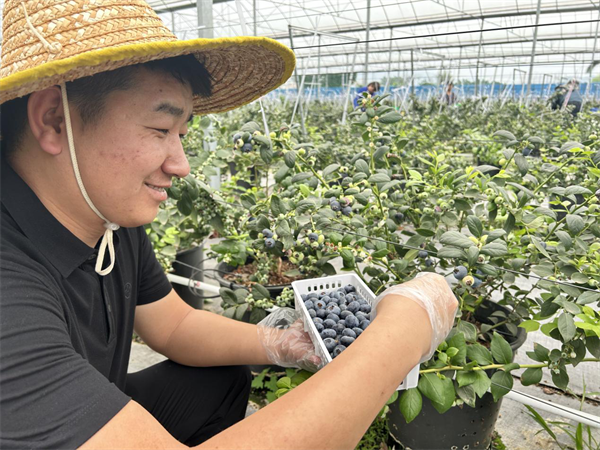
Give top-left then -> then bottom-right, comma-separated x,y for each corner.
0,0 -> 295,114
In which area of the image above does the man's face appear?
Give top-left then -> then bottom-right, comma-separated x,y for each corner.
367,85 -> 376,94
73,68 -> 193,228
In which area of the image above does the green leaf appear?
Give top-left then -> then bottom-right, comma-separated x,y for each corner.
291,172 -> 313,183
235,303 -> 249,320
270,195 -> 288,216
566,215 -> 585,235
491,332 -> 513,364
519,320 -> 540,332
467,343 -> 493,365
456,383 -> 476,408
436,247 -> 466,259
260,145 -> 273,164
521,368 -> 543,386
514,153 -> 529,175
555,230 -> 573,249
558,313 -> 576,342
399,388 -> 422,424
467,216 -> 484,238
493,130 -> 517,141
377,111 -> 402,124
368,173 -> 391,183
418,374 -> 455,414
252,284 -> 270,300
322,163 -> 340,178
577,292 -> 600,305
355,159 -> 370,175
219,288 -> 239,306
456,370 -> 478,388
490,370 -> 513,402
585,336 -> 600,358
440,231 -> 474,249
480,241 -> 508,257
447,332 -> 467,365
551,368 -> 569,389
458,321 -> 478,343
249,308 -> 267,324
284,151 -> 297,168
471,370 -> 492,398
274,165 -> 290,183
525,405 -> 558,441
564,186 -> 592,196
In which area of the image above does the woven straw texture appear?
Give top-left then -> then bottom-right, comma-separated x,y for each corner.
0,0 -> 295,114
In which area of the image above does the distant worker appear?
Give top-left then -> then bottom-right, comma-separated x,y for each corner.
551,79 -> 583,116
442,82 -> 457,105
354,81 -> 381,108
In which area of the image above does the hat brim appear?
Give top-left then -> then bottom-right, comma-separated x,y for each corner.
0,36 -> 295,115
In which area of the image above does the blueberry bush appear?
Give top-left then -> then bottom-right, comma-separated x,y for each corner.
175,94 -> 600,426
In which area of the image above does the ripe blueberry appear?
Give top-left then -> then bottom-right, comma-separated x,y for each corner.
304,300 -> 314,310
344,285 -> 356,293
264,238 -> 276,248
342,206 -> 352,216
323,337 -> 337,352
321,329 -> 336,339
360,319 -> 371,330
345,315 -> 360,328
418,250 -> 428,259
359,304 -> 371,313
315,323 -> 324,333
262,229 -> 273,238
314,299 -> 326,309
340,336 -> 355,346
333,345 -> 347,357
308,309 -> 317,318
353,327 -> 363,337
330,201 -> 341,212
453,265 -> 468,280
308,233 -> 319,242
340,310 -> 353,319
242,142 -> 253,153
316,309 -> 326,319
342,328 -> 357,338
347,301 -> 360,313
323,319 -> 337,329
327,313 -> 341,323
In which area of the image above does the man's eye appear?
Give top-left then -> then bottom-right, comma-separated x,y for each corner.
155,129 -> 169,135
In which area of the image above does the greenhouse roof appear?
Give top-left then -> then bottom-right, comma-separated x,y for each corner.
1,0 -> 599,85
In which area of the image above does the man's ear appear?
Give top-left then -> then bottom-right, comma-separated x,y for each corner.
27,86 -> 65,156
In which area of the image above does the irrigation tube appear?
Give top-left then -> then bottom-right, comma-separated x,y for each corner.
166,274 -> 221,295
502,388 -> 600,429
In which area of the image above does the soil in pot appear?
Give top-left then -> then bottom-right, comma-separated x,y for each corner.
388,300 -> 526,450
214,259 -> 305,299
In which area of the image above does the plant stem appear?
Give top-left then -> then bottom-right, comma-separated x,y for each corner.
419,358 -> 600,374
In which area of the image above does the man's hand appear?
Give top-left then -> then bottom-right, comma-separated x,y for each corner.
373,273 -> 459,363
257,308 -> 321,372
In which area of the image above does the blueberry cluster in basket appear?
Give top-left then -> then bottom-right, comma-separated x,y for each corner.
301,284 -> 372,359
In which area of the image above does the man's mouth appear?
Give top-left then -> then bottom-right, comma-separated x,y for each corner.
145,183 -> 168,192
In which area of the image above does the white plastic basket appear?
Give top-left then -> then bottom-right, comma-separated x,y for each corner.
292,274 -> 419,390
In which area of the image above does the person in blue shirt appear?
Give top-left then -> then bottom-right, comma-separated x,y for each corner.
354,81 -> 381,108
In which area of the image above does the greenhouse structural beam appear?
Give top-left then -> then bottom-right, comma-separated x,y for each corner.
588,5 -> 600,97
292,35 -> 595,65
265,4 -> 600,41
526,0 -> 543,100
364,0 -> 371,85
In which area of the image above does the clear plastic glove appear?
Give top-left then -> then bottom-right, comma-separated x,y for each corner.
257,307 -> 321,372
372,273 -> 459,363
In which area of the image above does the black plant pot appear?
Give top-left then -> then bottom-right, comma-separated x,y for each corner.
172,246 -> 204,309
214,261 -> 290,300
388,300 -> 527,450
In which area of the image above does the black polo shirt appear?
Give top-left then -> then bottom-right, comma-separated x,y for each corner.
0,159 -> 173,449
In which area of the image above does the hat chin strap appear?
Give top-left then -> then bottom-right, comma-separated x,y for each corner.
60,83 -> 120,276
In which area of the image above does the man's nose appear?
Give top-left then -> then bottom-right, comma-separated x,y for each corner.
163,138 -> 190,179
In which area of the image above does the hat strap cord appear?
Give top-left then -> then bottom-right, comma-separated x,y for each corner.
20,2 -> 62,55
60,83 -> 120,276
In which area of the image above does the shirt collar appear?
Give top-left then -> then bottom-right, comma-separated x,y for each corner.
1,158 -> 119,278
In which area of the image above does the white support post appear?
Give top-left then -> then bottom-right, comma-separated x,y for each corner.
525,0 -> 542,102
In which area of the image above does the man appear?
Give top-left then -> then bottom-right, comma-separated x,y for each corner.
0,1 -> 457,449
442,82 -> 457,106
551,79 -> 583,116
353,81 -> 381,108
